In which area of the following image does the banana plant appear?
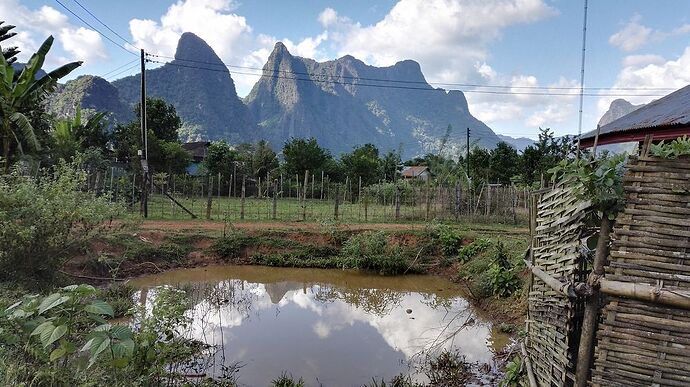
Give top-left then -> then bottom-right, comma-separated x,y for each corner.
0,35 -> 82,172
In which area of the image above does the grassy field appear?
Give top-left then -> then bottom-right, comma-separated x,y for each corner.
140,193 -> 528,224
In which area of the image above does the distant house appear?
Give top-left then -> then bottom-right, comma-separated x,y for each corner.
182,141 -> 210,175
401,166 -> 431,181
182,141 -> 211,163
579,83 -> 690,149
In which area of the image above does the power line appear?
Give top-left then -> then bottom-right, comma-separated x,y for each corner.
54,0 -> 137,56
105,63 -> 138,81
147,53 -> 677,92
146,58 -> 668,97
100,59 -> 137,78
70,0 -> 134,46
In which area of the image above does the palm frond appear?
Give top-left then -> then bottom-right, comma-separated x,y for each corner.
10,111 -> 40,151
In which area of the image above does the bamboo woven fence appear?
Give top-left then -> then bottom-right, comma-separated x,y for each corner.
526,179 -> 594,386
591,155 -> 690,386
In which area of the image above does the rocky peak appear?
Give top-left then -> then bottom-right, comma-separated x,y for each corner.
174,32 -> 224,66
598,98 -> 643,127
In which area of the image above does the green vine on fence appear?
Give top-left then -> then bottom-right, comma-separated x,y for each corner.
649,135 -> 690,159
548,154 -> 628,218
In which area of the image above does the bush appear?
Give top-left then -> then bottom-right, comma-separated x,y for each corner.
341,231 -> 412,275
212,231 -> 253,259
458,238 -> 492,262
487,242 -> 522,297
0,160 -> 123,283
272,372 -> 305,387
435,225 -> 462,256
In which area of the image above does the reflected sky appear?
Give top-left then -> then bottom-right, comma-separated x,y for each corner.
130,265 -> 502,387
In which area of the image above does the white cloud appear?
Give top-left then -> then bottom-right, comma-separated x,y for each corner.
282,32 -> 329,60
320,0 -> 557,84
609,15 -> 690,52
609,14 -> 652,52
0,0 -> 107,64
597,46 -> 690,114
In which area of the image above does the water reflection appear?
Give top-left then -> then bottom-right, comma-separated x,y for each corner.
130,266 -> 503,386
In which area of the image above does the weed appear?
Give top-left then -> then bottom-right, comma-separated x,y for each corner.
458,238 -> 492,262
212,231 -> 254,259
487,242 -> 522,297
271,372 -> 305,387
341,231 -> 413,275
500,355 -> 526,386
101,283 -> 135,318
425,350 -> 470,387
436,225 -> 463,256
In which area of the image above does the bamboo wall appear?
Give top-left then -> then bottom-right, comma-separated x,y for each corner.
526,179 -> 593,386
591,155 -> 690,386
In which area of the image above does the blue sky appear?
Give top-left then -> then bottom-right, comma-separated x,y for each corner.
6,0 -> 690,140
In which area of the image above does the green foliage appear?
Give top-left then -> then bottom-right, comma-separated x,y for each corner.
204,140 -> 238,180
520,128 -> 572,186
272,372 -> 305,387
487,242 -> 521,297
282,137 -> 331,177
101,284 -> 135,318
0,34 -> 81,171
253,139 -> 279,179
650,135 -> 690,159
548,153 -> 627,214
500,356 -> 526,387
341,143 -> 381,185
435,225 -> 462,256
341,231 -> 412,275
135,97 -> 181,143
212,231 -> 253,259
381,150 -> 402,181
489,142 -> 520,185
458,238 -> 491,262
0,284 -> 132,374
0,160 -> 122,282
51,107 -> 110,161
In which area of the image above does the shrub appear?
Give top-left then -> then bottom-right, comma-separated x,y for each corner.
426,350 -> 470,387
212,231 -> 253,259
272,372 -> 305,387
436,225 -> 462,256
487,242 -> 522,297
500,356 -> 526,386
341,231 -> 412,275
0,160 -> 123,283
458,238 -> 492,262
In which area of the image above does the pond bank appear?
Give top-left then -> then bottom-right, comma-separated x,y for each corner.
63,220 -> 530,326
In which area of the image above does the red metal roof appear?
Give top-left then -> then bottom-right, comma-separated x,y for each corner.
580,83 -> 690,148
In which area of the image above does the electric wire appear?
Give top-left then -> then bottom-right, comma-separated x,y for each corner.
53,0 -> 137,56
147,53 -> 676,92
70,0 -> 134,47
100,59 -> 137,78
146,58 -> 668,97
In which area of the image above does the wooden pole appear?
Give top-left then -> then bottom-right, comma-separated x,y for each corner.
575,216 -> 613,387
205,175 -> 212,220
395,185 -> 401,220
454,183 -> 461,221
334,184 -> 340,220
272,179 -> 278,220
240,176 -> 246,220
303,169 -> 309,221
600,279 -> 690,310
321,170 -> 324,200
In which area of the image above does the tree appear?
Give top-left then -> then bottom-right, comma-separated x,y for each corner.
0,35 -> 81,172
489,142 -> 519,185
283,137 -> 330,177
51,107 -> 109,161
0,21 -> 20,64
468,146 -> 491,186
135,98 -> 181,143
112,99 -> 189,173
252,140 -> 278,179
520,127 -> 571,185
203,140 -> 237,181
341,143 -> 381,185
381,150 -> 402,182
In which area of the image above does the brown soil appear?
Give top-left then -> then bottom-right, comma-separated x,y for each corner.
135,220 -> 429,232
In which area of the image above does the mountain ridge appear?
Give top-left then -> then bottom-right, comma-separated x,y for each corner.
48,33 -> 504,157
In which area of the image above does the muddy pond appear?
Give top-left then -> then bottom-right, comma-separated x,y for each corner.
129,265 -> 509,386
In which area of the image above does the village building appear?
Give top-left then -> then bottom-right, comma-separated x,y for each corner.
400,166 -> 431,181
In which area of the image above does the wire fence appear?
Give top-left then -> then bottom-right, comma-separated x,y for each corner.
96,169 -> 530,224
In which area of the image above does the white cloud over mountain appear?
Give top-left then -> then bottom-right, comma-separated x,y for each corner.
0,0 -> 107,65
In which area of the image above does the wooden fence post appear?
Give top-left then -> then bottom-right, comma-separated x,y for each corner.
303,170 -> 309,221
455,183 -> 461,221
485,184 -> 491,216
334,184 -> 340,220
240,176 -> 246,220
425,179 -> 431,221
575,216 -> 613,387
272,179 -> 278,220
205,175 -> 212,220
395,185 -> 401,220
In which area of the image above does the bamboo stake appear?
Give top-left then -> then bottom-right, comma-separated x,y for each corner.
599,279 -> 690,310
575,216 -> 613,387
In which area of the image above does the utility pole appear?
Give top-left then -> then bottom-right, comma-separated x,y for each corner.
576,0 -> 589,155
140,48 -> 149,218
466,127 -> 470,181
